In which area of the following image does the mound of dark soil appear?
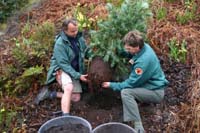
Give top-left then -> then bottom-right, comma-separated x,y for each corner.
88,56 -> 113,92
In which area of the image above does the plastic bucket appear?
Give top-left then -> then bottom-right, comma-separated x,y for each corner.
38,116 -> 92,133
92,122 -> 136,133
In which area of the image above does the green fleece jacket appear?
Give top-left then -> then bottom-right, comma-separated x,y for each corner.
46,31 -> 90,85
110,43 -> 169,91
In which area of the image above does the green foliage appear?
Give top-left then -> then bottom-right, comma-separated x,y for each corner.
0,107 -> 17,132
21,22 -> 31,36
1,21 -> 55,95
167,38 -> 187,63
90,0 -> 152,80
0,0 -> 27,23
176,1 -> 197,25
74,8 -> 93,31
0,104 -> 24,132
74,3 -> 101,31
74,0 -> 123,31
106,0 -> 124,7
156,7 -> 167,20
21,66 -> 43,77
176,10 -> 195,24
164,0 -> 176,2
14,66 -> 44,94
164,0 -> 194,3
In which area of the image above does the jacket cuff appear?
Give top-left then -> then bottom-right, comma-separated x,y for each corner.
74,73 -> 81,80
110,83 -> 118,91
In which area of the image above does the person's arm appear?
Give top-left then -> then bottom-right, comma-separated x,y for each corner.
109,61 -> 152,91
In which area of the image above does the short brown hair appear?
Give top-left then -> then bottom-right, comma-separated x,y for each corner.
122,30 -> 144,49
62,18 -> 78,31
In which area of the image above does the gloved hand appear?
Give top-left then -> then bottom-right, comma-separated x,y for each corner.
102,82 -> 110,89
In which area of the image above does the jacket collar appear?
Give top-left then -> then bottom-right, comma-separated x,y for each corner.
132,43 -> 146,60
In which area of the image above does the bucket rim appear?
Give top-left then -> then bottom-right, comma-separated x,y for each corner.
38,115 -> 92,132
93,122 -> 136,132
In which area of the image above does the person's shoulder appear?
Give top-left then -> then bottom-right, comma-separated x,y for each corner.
54,37 -> 71,49
55,37 -> 64,45
139,44 -> 155,61
144,43 -> 152,50
144,43 -> 156,55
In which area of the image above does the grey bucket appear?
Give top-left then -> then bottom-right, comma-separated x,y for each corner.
92,122 -> 136,133
38,116 -> 92,133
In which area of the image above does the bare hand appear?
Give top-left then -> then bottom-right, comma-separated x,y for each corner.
102,82 -> 110,88
80,74 -> 88,82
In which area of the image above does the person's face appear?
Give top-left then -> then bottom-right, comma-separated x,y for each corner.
124,44 -> 140,55
64,23 -> 78,38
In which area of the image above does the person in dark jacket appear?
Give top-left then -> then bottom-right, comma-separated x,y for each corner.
34,18 -> 90,116
102,30 -> 169,132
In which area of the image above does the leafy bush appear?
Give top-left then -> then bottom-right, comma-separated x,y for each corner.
106,0 -> 124,7
0,21 -> 55,95
176,10 -> 195,24
0,0 -> 27,23
167,38 -> 187,63
74,8 -> 93,31
176,0 -> 197,25
74,3 -> 107,32
0,108 -> 17,132
156,7 -> 167,20
0,100 -> 24,132
89,0 -> 152,80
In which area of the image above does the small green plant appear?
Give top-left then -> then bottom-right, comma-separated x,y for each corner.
156,7 -> 167,20
164,0 -> 176,2
90,0 -> 152,80
14,66 -> 44,94
73,3 -> 97,31
176,0 -> 197,24
21,22 -> 31,36
0,21 -> 55,95
167,38 -> 187,63
0,0 -> 27,23
0,101 -> 24,132
176,10 -> 194,24
75,10 -> 93,31
106,0 -> 123,7
184,0 -> 194,8
0,107 -> 17,132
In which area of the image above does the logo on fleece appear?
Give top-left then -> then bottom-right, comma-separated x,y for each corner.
135,68 -> 143,75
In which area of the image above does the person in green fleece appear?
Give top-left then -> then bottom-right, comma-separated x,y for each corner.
102,30 -> 169,132
34,18 -> 90,116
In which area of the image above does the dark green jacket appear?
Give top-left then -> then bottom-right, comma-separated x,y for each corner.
46,31 -> 90,85
110,43 -> 169,91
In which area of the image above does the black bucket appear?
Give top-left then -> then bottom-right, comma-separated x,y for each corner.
38,116 -> 92,133
92,122 -> 136,133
